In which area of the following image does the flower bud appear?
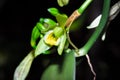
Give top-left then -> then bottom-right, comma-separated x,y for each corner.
53,27 -> 64,38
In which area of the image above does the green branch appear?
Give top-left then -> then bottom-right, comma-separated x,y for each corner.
66,0 -> 93,53
78,0 -> 93,14
77,0 -> 111,56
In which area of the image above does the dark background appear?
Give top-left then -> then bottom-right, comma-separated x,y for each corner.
0,0 -> 120,80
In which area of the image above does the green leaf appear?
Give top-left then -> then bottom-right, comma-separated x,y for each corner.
34,38 -> 51,57
57,31 -> 66,55
14,50 -> 34,80
41,50 -> 75,80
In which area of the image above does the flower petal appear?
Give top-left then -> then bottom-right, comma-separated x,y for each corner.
57,32 -> 67,55
35,37 -> 51,57
44,30 -> 60,46
87,15 -> 102,29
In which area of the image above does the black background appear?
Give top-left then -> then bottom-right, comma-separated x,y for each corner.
0,0 -> 120,80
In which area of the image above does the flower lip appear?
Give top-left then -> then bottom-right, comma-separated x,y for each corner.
44,30 -> 60,46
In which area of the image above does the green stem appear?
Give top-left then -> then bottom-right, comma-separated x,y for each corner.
66,0 -> 93,52
78,0 -> 93,14
66,0 -> 93,28
79,0 -> 110,56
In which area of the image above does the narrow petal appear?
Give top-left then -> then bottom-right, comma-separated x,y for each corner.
57,32 -> 66,55
87,15 -> 102,29
14,50 -> 34,80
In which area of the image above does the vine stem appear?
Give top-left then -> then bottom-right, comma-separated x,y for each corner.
79,0 -> 111,56
65,0 -> 93,28
65,0 -> 110,80
65,1 -> 96,80
65,0 -> 93,54
78,0 -> 92,14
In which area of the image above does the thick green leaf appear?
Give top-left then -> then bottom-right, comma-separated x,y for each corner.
41,50 -> 75,80
34,38 -> 51,57
14,50 -> 34,80
57,31 -> 66,55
